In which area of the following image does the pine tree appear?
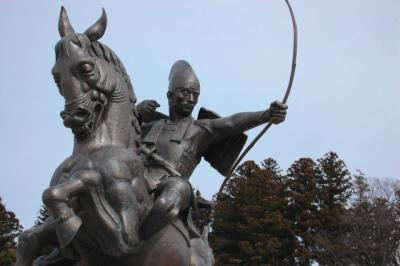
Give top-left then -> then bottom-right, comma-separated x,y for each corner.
0,197 -> 22,266
283,153 -> 354,265
345,171 -> 374,264
285,158 -> 320,265
212,159 -> 295,265
34,205 -> 49,227
209,154 -> 399,265
314,152 -> 353,264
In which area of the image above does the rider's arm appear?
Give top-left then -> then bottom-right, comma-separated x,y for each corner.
203,101 -> 287,140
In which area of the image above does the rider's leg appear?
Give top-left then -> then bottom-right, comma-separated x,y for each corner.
139,177 -> 192,240
16,217 -> 59,266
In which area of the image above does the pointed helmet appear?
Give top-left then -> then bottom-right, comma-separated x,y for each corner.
168,60 -> 200,91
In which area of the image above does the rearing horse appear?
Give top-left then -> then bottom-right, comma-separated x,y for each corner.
43,6 -> 148,256
16,7 -> 197,266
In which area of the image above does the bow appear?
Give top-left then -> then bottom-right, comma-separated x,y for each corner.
218,0 -> 298,196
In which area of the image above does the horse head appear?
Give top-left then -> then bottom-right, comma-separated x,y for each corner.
52,7 -> 136,140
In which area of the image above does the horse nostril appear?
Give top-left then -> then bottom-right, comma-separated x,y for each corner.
73,108 -> 90,119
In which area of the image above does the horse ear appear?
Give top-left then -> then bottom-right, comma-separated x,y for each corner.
58,6 -> 75,37
84,8 -> 107,41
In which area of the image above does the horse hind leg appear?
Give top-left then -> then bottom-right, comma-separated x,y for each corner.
16,217 -> 59,266
16,229 -> 42,266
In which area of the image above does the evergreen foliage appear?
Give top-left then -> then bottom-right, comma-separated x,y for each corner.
285,157 -> 320,264
34,205 -> 49,228
212,159 -> 295,265
313,152 -> 352,264
211,152 -> 367,265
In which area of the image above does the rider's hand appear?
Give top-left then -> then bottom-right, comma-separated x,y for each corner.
261,101 -> 288,124
137,100 -> 160,117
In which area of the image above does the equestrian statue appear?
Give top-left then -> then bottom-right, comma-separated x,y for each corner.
16,5 -> 291,266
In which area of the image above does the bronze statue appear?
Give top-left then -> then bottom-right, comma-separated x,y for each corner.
16,0 -> 297,264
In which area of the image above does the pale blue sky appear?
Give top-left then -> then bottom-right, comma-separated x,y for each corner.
0,0 -> 399,228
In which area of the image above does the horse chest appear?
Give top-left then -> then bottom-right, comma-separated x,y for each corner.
53,149 -> 139,187
52,156 -> 97,186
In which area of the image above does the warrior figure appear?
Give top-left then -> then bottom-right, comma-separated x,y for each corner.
137,60 -> 287,239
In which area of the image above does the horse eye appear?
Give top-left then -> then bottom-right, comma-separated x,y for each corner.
80,63 -> 94,75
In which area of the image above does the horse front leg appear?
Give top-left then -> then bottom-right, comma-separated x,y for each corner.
42,170 -> 106,248
16,217 -> 59,266
43,169 -> 127,256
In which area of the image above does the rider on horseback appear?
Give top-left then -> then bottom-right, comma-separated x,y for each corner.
137,60 -> 288,239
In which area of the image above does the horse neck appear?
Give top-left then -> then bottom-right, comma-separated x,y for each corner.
73,91 -> 139,156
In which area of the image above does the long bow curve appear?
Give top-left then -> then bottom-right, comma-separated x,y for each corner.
218,0 -> 298,196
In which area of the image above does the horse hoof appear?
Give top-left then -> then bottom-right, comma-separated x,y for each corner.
55,214 -> 82,248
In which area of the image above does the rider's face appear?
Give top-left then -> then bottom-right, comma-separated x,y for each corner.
168,86 -> 200,117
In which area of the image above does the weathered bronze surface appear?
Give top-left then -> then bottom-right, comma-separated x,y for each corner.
15,6 -> 288,266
